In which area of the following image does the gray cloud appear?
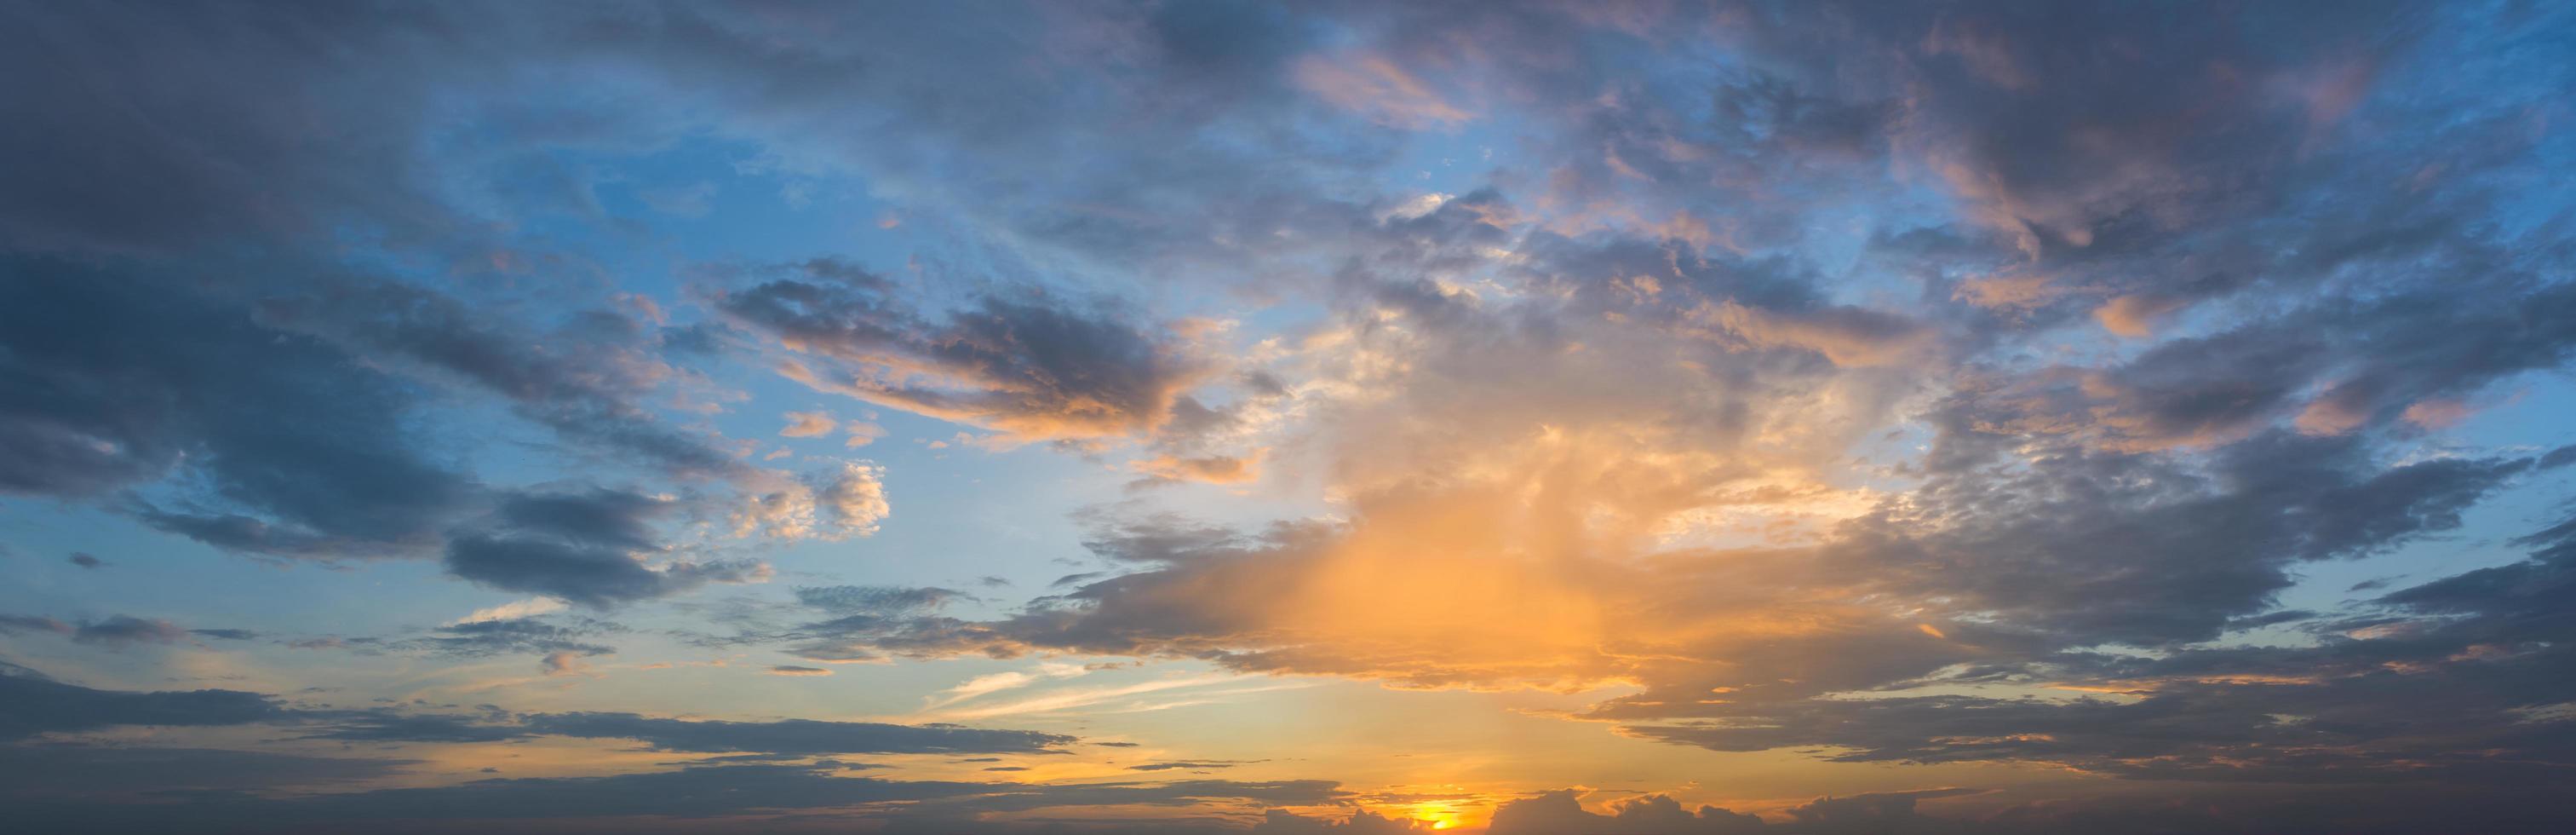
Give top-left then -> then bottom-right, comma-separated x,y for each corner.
0,745 -> 416,798
444,487 -> 770,608
403,618 -> 616,659
3,761 -> 1356,834
0,614 -> 199,649
0,268 -> 475,558
518,711 -> 1073,756
0,663 -> 279,740
714,259 -> 1208,445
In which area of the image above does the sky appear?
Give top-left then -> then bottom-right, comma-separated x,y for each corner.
3,1 -> 2574,832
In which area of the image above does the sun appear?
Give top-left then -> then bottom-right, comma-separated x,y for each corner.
1410,803 -> 1462,830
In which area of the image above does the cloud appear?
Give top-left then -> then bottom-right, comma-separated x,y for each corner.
0,745 -> 416,796
0,614 -> 72,637
788,429 -> 2560,788
1595,508 -> 2576,786
492,488 -> 669,553
1132,452 -> 1264,485
445,487 -> 772,608
404,618 -> 615,659
0,663 -> 278,740
766,665 -> 831,677
0,267 -> 476,558
1127,761 -> 1248,772
730,461 -> 892,541
445,533 -> 766,609
797,585 -> 962,617
6,2 -> 2576,830
298,710 -> 526,745
1293,52 -> 1472,129
255,279 -> 749,484
780,411 -> 837,438
0,614 -> 191,648
56,615 -> 184,649
450,597 -> 569,626
1486,790 -> 1765,835
517,711 -> 1073,755
1698,299 -> 1935,368
1249,809 -> 1437,834
538,651 -> 588,677
717,259 -> 1211,446
293,705 -> 1084,760
4,760 -> 1359,834
922,662 -> 1093,711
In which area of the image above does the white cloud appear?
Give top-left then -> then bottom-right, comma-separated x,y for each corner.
451,596 -> 568,625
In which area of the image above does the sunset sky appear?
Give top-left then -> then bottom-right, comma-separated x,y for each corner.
4,2 -> 2576,833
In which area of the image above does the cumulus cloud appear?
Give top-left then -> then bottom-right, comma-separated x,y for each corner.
1485,790 -> 1766,835
537,651 -> 587,677
731,461 -> 892,541
779,411 -> 837,438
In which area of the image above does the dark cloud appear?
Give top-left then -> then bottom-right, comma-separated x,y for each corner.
255,280 -> 748,481
0,763 -> 1355,834
1248,809 -> 1435,834
0,614 -> 192,648
0,745 -> 416,798
794,585 -> 964,617
714,259 -> 1208,445
1605,510 -> 2576,791
300,710 -> 525,745
445,534 -> 737,608
0,0 -> 463,256
404,618 -> 615,659
1817,431 -> 2533,648
1950,281 -> 2576,451
66,552 -> 102,569
1484,789 -> 1768,835
158,764 -> 987,827
1127,760 -> 1248,772
0,614 -> 71,636
3,668 -> 1081,774
0,267 -> 475,558
494,488 -> 669,552
517,711 -> 1074,755
0,663 -> 278,740
443,487 -> 769,608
